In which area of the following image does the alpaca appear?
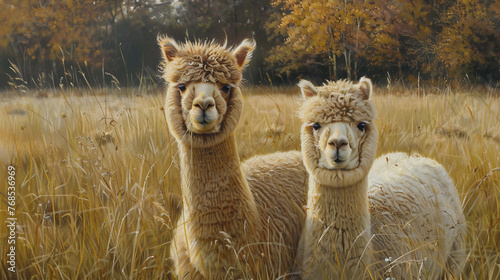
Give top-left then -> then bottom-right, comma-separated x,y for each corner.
158,36 -> 308,279
295,78 -> 466,279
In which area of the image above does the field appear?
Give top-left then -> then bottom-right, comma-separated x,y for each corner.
1,85 -> 499,279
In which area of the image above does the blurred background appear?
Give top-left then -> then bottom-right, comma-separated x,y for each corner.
1,0 -> 499,90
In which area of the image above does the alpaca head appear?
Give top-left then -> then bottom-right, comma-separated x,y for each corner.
159,35 -> 255,147
298,77 -> 378,187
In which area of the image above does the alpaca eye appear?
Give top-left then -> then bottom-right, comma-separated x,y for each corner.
312,123 -> 321,131
221,85 -> 231,94
357,122 -> 366,131
178,84 -> 187,92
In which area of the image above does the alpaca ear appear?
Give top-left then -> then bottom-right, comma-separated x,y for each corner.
233,38 -> 256,68
357,77 -> 373,100
158,35 -> 180,62
298,80 -> 318,99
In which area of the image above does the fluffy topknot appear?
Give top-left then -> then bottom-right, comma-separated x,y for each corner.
298,77 -> 377,124
158,36 -> 255,85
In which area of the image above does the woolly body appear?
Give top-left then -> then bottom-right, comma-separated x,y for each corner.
296,78 -> 378,279
159,36 -> 307,279
369,153 -> 466,279
296,78 -> 466,279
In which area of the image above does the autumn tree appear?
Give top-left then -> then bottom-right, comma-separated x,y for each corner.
270,0 -> 500,83
437,0 -> 500,82
270,0 -> 387,81
1,0 -> 109,85
392,0 -> 500,82
358,0 -> 404,79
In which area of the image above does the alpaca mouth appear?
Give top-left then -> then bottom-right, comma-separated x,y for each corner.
319,158 -> 346,170
190,119 -> 218,134
193,113 -> 216,126
322,156 -> 351,170
196,119 -> 215,127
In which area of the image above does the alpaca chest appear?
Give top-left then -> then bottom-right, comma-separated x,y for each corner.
305,212 -> 370,257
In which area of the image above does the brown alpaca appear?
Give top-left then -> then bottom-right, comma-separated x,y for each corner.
158,36 -> 307,279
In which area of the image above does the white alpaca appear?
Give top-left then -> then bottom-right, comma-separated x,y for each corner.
296,78 -> 466,279
368,152 -> 466,279
158,36 -> 308,279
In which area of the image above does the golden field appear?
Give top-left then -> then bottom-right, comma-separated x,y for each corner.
0,85 -> 499,279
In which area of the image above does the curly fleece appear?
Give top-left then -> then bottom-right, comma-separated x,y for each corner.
160,39 -> 244,85
299,80 -> 377,124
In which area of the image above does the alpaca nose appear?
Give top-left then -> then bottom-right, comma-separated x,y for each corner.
193,94 -> 215,111
328,136 -> 348,149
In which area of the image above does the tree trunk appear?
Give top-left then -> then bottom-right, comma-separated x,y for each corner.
354,61 -> 358,81
330,51 -> 337,81
344,49 -> 352,80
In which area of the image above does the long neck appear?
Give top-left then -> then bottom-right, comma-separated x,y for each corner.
179,134 -> 260,241
307,176 -> 371,271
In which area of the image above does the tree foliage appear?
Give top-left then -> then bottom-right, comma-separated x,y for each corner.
0,0 -> 180,88
0,0 -> 499,88
271,0 -> 500,83
2,0 -> 107,79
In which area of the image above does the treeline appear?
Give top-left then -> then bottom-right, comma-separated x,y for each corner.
1,0 -> 499,90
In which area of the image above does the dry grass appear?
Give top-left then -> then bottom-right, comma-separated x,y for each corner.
0,85 -> 499,279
